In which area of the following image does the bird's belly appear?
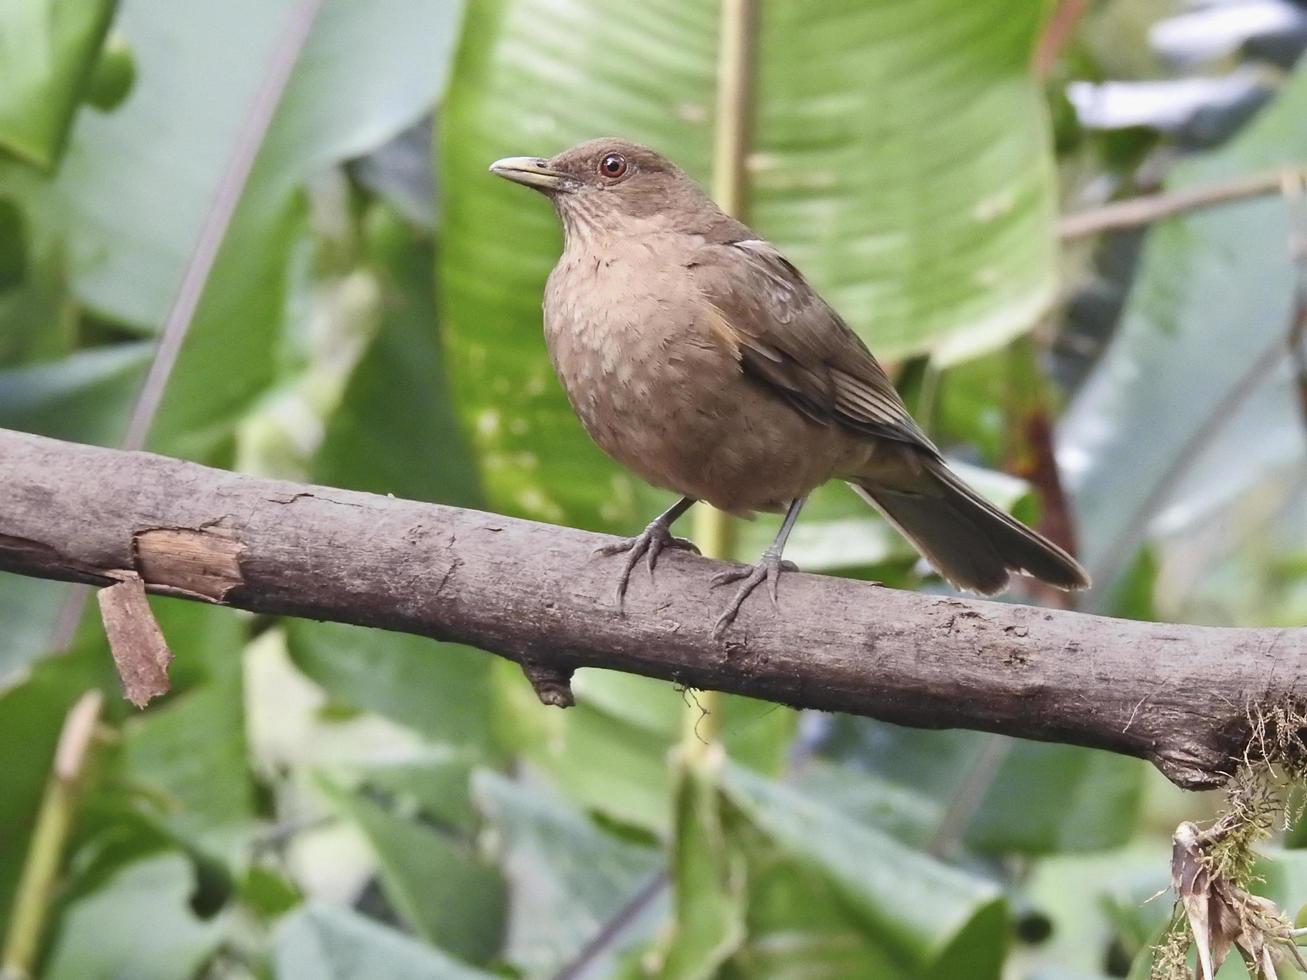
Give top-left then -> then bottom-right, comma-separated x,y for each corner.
549,326 -> 856,514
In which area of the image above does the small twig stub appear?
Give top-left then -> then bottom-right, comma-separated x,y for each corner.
519,661 -> 575,708
96,573 -> 175,708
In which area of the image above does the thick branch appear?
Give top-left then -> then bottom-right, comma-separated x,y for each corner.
1,428 -> 1302,789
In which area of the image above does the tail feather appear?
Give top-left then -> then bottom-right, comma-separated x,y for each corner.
852,460 -> 1090,595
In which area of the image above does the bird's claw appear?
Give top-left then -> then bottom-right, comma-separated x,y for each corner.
711,552 -> 797,638
596,522 -> 699,607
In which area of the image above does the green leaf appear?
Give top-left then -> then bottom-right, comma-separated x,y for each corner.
42,854 -> 225,980
573,670 -> 797,777
314,210 -> 480,507
0,198 -> 79,368
496,664 -> 796,833
145,194 -> 307,462
275,902 -> 498,980
751,4 -> 1058,366
0,341 -> 150,444
931,349 -> 1014,463
1252,848 -> 1307,914
965,743 -> 1145,854
285,620 -> 496,757
0,0 -> 116,168
494,664 -> 674,832
23,0 -> 460,332
0,575 -> 69,681
21,0 -> 297,331
120,601 -> 255,862
239,864 -> 302,922
724,831 -> 914,979
0,196 -> 27,289
148,0 -> 463,460
1021,841 -> 1171,977
0,0 -> 461,461
790,760 -> 941,849
325,784 -> 506,965
473,770 -> 663,977
1059,63 -> 1307,593
360,752 -> 481,833
819,719 -> 1144,855
440,0 -> 1056,531
720,763 -> 1008,979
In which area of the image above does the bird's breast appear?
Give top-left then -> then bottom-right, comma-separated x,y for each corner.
543,246 -> 703,450
540,242 -> 861,513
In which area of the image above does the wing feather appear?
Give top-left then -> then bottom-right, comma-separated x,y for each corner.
692,238 -> 938,453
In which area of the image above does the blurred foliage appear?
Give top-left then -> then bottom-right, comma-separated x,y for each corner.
0,0 -> 117,168
1059,65 -> 1307,598
0,1 -> 1304,978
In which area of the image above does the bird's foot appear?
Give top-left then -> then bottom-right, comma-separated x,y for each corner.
711,550 -> 798,638
595,521 -> 700,607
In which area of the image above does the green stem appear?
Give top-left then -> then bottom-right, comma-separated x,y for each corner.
1,691 -> 104,980
710,0 -> 755,218
684,0 -> 758,754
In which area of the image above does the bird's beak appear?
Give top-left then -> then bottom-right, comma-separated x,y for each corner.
489,156 -> 571,193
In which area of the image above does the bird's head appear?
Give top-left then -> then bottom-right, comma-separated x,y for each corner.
489,138 -> 710,237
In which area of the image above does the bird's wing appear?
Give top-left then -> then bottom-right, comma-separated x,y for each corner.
691,237 -> 938,453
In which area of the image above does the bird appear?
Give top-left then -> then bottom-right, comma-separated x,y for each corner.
489,138 -> 1089,635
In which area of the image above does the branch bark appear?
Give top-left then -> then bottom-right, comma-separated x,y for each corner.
1,428 -> 1302,790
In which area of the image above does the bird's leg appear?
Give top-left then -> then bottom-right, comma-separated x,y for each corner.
711,497 -> 805,638
595,496 -> 699,606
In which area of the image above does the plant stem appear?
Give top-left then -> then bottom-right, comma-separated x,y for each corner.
550,871 -> 668,980
1,691 -> 104,980
687,0 -> 758,752
1032,0 -> 1088,81
927,734 -> 1012,859
122,0 -> 323,453
710,0 -> 755,219
1003,333 -> 1079,610
1058,168 -> 1307,241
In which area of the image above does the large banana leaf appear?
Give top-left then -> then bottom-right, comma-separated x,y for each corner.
440,0 -> 1057,535
1059,63 -> 1307,595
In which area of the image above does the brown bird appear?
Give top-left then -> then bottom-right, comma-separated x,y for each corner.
490,139 -> 1089,634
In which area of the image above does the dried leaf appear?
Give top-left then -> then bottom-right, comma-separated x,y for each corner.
1165,820 -> 1307,980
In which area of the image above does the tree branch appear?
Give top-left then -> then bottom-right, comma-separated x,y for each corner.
1058,168 -> 1305,241
1,428 -> 1303,790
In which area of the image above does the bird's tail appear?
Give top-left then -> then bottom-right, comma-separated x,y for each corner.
852,457 -> 1090,595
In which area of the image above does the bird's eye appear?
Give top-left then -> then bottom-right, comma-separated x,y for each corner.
599,153 -> 628,179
